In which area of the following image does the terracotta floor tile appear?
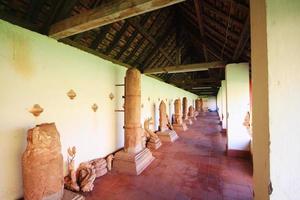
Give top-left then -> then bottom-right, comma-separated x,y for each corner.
83,112 -> 253,200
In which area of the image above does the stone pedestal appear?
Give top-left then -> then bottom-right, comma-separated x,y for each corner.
113,68 -> 154,175
147,137 -> 162,150
156,130 -> 179,142
22,123 -> 64,200
173,98 -> 188,132
156,100 -> 179,142
113,148 -> 154,175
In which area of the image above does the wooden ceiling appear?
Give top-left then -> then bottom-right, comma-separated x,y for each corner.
0,0 -> 250,96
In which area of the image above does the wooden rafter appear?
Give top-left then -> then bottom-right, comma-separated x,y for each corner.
89,25 -> 111,49
144,61 -> 225,74
232,15 -> 250,61
105,22 -> 129,54
49,0 -> 185,39
193,0 -> 208,61
127,19 -> 175,65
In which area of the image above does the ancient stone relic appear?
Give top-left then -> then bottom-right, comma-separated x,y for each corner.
29,104 -> 44,117
22,123 -> 64,200
76,162 -> 96,192
144,118 -> 162,150
67,89 -> 76,100
113,68 -> 154,175
188,105 -> 197,121
64,146 -> 80,192
91,103 -> 98,112
106,154 -> 114,171
156,101 -> 179,142
173,98 -> 188,132
182,97 -> 193,125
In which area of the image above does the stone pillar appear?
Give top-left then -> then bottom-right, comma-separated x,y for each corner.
22,123 -> 64,200
113,68 -> 154,175
173,98 -> 188,132
199,98 -> 204,112
188,106 -> 197,121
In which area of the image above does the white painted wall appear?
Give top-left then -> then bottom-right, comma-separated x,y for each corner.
221,80 -> 227,129
0,20 -> 198,199
201,96 -> 217,111
266,1 -> 300,199
226,63 -> 251,150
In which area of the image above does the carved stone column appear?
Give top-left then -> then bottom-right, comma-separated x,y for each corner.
156,100 -> 179,142
188,106 -> 197,121
113,68 -> 154,175
172,98 -> 188,132
22,123 -> 64,200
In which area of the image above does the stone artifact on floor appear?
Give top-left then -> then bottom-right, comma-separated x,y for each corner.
22,123 -> 64,200
144,118 -> 162,150
106,154 -> 114,171
65,146 -> 80,192
173,98 -> 188,132
89,158 -> 108,178
76,162 -> 96,192
156,100 -> 179,142
182,97 -> 192,125
188,105 -> 197,121
113,68 -> 154,175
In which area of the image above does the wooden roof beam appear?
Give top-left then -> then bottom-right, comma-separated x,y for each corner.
127,19 -> 176,65
143,61 -> 225,74
49,0 -> 185,39
232,15 -> 250,61
194,0 -> 208,61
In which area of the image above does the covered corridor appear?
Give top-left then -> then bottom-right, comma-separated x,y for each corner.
84,112 -> 252,200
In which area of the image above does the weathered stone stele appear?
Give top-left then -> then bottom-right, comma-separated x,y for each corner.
144,118 -> 162,150
156,100 -> 179,142
182,97 -> 192,125
173,98 -> 188,132
188,105 -> 197,121
22,123 -> 64,200
113,68 -> 154,175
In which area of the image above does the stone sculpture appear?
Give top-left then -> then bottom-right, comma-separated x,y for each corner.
106,154 -> 114,171
183,97 -> 192,125
64,146 -> 80,192
173,98 -> 188,132
29,104 -> 44,117
77,162 -> 96,192
113,68 -> 154,175
89,158 -> 108,178
156,101 -> 179,142
188,106 -> 197,121
144,118 -> 162,150
22,123 -> 64,200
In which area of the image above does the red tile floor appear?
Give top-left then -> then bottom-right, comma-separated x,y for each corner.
84,112 -> 253,200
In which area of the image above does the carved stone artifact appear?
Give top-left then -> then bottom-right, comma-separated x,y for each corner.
113,68 -> 154,175
182,97 -> 192,125
156,101 -> 179,142
188,106 -> 197,121
144,118 -> 162,150
22,123 -> 64,200
173,98 -> 188,132
76,162 -> 96,192
67,89 -> 76,100
89,158 -> 108,178
106,154 -> 114,171
64,146 -> 80,192
29,104 -> 44,117
91,103 -> 98,112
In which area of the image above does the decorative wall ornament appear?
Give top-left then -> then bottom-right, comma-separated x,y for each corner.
109,93 -> 114,100
141,104 -> 144,108
148,97 -> 150,101
91,103 -> 98,112
158,98 -> 160,101
67,89 -> 76,100
29,104 -> 44,117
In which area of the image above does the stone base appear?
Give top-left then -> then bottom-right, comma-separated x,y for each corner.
156,130 -> 179,142
173,123 -> 188,132
147,137 -> 162,150
113,148 -> 154,175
